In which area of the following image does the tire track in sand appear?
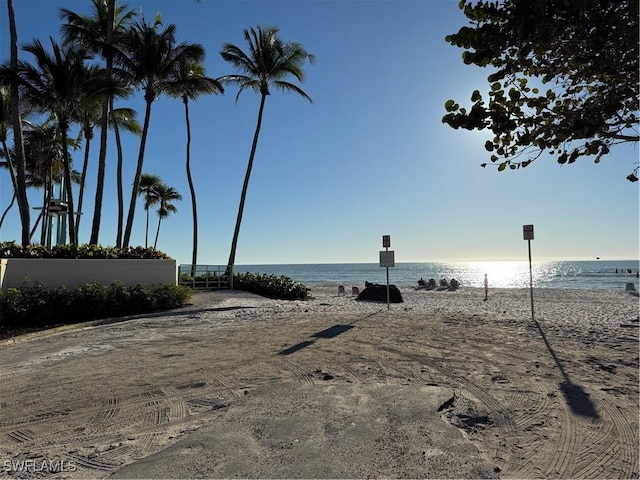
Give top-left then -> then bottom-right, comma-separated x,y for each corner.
380,347 -> 515,430
0,375 -> 251,479
571,391 -> 638,479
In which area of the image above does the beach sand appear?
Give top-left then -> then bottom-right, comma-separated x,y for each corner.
0,286 -> 637,479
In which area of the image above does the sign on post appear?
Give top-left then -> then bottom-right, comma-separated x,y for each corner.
380,235 -> 394,310
523,224 -> 535,323
379,250 -> 395,267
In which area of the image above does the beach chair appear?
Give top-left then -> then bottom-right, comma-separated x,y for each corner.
625,282 -> 636,292
352,286 -> 360,295
338,285 -> 346,295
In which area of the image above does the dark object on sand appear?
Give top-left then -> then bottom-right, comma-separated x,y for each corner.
357,283 -> 404,303
416,278 -> 437,291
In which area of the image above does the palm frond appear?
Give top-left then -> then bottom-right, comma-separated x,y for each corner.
220,25 -> 313,102
60,0 -> 138,56
110,107 -> 142,134
272,81 -> 313,103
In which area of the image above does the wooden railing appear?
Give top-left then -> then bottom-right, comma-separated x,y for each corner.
178,264 -> 233,290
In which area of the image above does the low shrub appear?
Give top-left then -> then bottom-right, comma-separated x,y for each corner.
233,272 -> 309,300
0,242 -> 171,259
154,284 -> 192,310
0,280 -> 192,331
106,281 -> 131,317
180,271 -> 228,288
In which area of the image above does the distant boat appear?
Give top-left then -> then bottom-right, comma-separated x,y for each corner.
596,257 -> 600,260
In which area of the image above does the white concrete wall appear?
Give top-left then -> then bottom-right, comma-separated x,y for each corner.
0,258 -> 178,290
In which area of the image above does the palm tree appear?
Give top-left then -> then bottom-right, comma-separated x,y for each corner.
109,106 -> 142,245
115,15 -> 206,248
152,181 -> 181,249
22,121 -> 79,244
0,188 -> 15,231
219,25 -> 314,276
17,38 -> 105,245
0,146 -> 16,232
0,146 -> 55,236
0,85 -> 19,218
0,153 -> 40,235
60,0 -> 138,245
166,60 -> 223,276
74,102 -> 141,239
137,172 -> 161,248
73,94 -> 103,238
6,0 -> 30,246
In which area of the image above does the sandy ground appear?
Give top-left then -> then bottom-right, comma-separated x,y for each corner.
0,286 -> 638,479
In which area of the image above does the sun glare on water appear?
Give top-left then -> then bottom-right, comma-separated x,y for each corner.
467,261 -> 532,288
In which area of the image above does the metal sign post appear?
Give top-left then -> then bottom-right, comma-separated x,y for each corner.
380,235 -> 394,310
523,224 -> 535,322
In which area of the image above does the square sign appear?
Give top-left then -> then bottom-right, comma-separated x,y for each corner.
380,250 -> 395,267
523,224 -> 534,240
382,235 -> 391,248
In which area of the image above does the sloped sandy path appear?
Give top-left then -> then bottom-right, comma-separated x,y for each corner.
0,289 -> 637,479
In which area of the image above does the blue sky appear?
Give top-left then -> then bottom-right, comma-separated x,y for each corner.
1,0 -> 638,265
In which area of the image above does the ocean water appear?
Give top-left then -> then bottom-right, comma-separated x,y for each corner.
185,260 -> 640,290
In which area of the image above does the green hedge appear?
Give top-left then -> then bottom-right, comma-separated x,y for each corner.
232,272 -> 309,300
0,280 -> 191,330
0,242 -> 171,259
180,271 -> 309,301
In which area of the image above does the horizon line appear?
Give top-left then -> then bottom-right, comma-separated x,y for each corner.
190,258 -> 640,267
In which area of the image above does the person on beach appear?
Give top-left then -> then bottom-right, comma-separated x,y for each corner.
483,273 -> 489,301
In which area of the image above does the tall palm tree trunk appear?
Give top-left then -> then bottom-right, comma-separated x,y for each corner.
75,132 -> 91,236
1,140 -> 18,207
144,206 -> 150,248
0,140 -> 18,233
7,0 -> 30,246
122,98 -> 153,248
30,207 -> 42,241
153,216 -> 162,249
183,97 -> 198,277
59,123 -> 77,245
90,99 -> 108,245
89,0 -> 114,246
38,177 -> 52,244
113,100 -> 125,247
0,192 -> 15,230
226,94 -> 266,276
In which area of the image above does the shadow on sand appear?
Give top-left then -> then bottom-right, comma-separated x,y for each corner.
277,312 -> 379,356
533,318 -> 599,419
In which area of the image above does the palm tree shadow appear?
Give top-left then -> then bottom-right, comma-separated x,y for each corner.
559,381 -> 598,418
533,319 -> 599,419
278,340 -> 316,356
277,325 -> 354,356
277,312 -> 380,356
